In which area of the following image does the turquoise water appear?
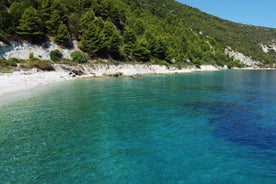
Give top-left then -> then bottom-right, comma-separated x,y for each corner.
0,70 -> 275,183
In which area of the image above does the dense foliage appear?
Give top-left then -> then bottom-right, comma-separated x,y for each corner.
50,49 -> 63,62
0,57 -> 54,71
70,51 -> 88,63
0,0 -> 275,66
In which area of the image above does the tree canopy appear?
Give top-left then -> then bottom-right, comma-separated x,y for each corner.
17,6 -> 43,35
0,0 -> 275,66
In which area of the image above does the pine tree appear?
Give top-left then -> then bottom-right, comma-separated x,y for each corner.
0,10 -> 10,32
133,38 -> 150,62
79,20 -> 103,56
54,23 -> 70,47
123,29 -> 137,44
94,0 -> 109,20
123,29 -> 137,60
68,12 -> 81,40
51,0 -> 69,24
131,19 -> 145,35
109,28 -> 122,53
8,1 -> 26,33
46,10 -> 62,35
79,9 -> 95,34
154,36 -> 168,60
17,6 -> 43,35
39,0 -> 52,30
101,21 -> 122,53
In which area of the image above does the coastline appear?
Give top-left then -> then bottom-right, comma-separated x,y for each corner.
0,67 -> 70,98
0,64 -> 219,97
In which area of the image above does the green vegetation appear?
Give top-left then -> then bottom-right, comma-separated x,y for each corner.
0,58 -> 18,72
0,57 -> 53,71
28,52 -> 34,60
0,0 -> 275,66
17,6 -> 43,35
50,50 -> 63,62
54,23 -> 70,47
70,51 -> 88,63
23,59 -> 53,71
28,59 -> 54,71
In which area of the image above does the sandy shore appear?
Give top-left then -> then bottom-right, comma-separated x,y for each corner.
0,68 -> 71,97
0,64 -> 218,97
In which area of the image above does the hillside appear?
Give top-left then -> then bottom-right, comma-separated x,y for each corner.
0,0 -> 275,68
167,0 -> 276,65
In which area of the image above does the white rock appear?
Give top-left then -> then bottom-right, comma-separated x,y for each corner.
225,47 -> 261,67
0,40 -> 79,60
260,43 -> 276,53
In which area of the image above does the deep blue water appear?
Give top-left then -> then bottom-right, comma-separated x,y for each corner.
0,70 -> 275,183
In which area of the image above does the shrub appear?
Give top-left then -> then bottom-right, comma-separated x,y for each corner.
70,51 -> 88,63
29,52 -> 34,60
0,58 -> 17,67
0,59 -> 8,68
29,60 -> 54,71
8,58 -> 19,67
50,49 -> 63,62
152,59 -> 169,66
227,60 -> 245,69
0,69 -> 13,73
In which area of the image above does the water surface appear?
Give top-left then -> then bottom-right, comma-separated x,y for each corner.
1,70 -> 275,183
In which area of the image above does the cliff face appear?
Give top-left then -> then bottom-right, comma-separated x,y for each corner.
225,47 -> 261,68
0,40 -> 79,60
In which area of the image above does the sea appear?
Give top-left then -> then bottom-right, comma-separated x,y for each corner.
0,70 -> 275,183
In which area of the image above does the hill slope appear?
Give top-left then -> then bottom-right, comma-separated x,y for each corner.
0,0 -> 275,67
166,0 -> 276,65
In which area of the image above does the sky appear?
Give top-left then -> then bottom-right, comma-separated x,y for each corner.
177,0 -> 276,28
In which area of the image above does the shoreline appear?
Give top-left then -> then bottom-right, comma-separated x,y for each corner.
0,64 -> 218,97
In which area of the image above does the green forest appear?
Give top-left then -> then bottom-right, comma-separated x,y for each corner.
0,0 -> 275,67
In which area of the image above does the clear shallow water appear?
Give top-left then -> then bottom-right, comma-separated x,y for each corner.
0,70 -> 275,183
